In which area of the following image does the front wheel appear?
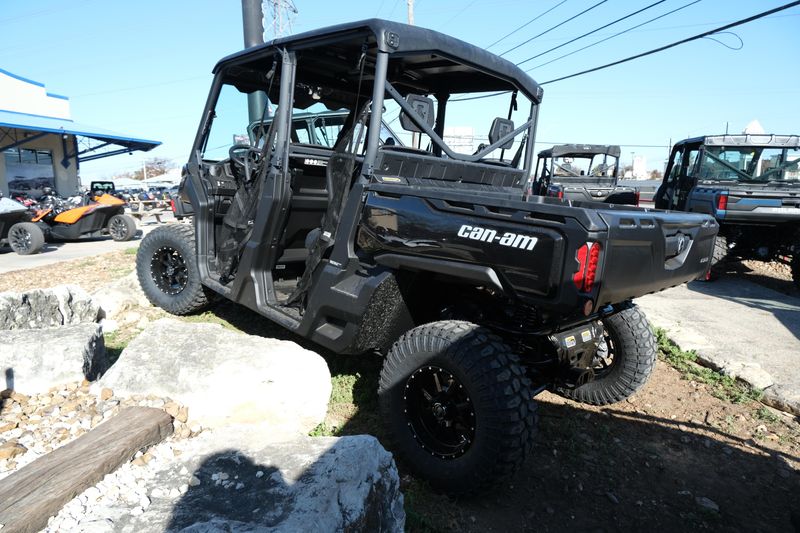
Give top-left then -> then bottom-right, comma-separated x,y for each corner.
8,222 -> 45,255
557,302 -> 656,405
108,214 -> 137,241
378,321 -> 537,495
136,224 -> 212,315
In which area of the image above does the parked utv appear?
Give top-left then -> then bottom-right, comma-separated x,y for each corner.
655,134 -> 800,285
33,186 -> 137,242
528,144 -> 637,205
0,193 -> 44,255
137,19 -> 717,494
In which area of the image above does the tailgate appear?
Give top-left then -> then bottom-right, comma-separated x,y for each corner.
593,209 -> 717,306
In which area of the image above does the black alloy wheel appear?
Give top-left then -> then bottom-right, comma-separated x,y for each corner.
151,246 -> 189,295
556,301 -> 656,405
9,225 -> 32,253
136,224 -> 211,315
108,216 -> 129,240
404,365 -> 476,459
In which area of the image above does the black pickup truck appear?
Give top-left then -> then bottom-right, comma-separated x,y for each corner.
529,143 -> 638,205
655,134 -> 800,284
136,19 -> 717,494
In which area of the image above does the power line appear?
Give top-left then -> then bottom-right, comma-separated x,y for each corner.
515,0 -> 668,67
485,0 -> 568,50
541,0 -> 800,85
525,0 -> 702,72
500,0 -> 608,57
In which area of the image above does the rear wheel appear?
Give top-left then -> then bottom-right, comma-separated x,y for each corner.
136,224 -> 211,315
8,222 -> 44,255
556,302 -> 656,405
378,320 -> 537,495
108,214 -> 137,241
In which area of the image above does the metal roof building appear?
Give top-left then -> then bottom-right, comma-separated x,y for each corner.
0,68 -> 159,198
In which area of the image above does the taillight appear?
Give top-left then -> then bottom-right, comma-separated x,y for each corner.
584,243 -> 601,292
573,242 -> 602,292
716,192 -> 728,211
557,190 -> 564,200
634,190 -> 641,206
170,199 -> 176,213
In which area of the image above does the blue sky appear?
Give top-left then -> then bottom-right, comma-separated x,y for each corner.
1,0 -> 798,179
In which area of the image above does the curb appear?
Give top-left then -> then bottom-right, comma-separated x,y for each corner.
658,328 -> 800,418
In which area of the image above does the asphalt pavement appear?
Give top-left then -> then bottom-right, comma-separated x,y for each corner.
638,278 -> 800,415
0,213 -> 172,275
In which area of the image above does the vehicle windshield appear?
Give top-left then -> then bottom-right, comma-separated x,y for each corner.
550,154 -> 618,179
697,146 -> 800,183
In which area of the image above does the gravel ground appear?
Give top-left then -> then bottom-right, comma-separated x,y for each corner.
727,258 -> 799,298
0,382 -> 201,483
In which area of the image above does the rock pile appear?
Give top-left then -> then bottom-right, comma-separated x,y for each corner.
0,382 -> 196,482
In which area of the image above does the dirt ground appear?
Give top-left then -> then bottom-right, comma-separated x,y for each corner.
1,250 -> 798,532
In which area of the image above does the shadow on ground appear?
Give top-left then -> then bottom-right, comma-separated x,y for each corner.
197,300 -> 800,533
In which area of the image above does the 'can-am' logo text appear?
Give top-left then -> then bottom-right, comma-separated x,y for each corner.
457,225 -> 538,251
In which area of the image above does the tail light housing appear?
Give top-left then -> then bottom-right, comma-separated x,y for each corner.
557,190 -> 564,200
573,242 -> 602,293
634,190 -> 641,206
170,199 -> 176,213
716,192 -> 728,211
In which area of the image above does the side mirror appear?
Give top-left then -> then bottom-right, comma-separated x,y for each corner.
400,94 -> 435,133
489,118 -> 514,149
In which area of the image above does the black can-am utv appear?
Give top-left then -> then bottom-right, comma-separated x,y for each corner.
655,134 -> 800,284
528,144 -> 638,205
136,19 -> 717,494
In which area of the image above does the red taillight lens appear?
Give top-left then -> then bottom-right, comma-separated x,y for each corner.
170,199 -> 176,213
716,193 -> 728,211
573,242 -> 601,293
634,190 -> 641,206
584,242 -> 601,292
573,244 -> 588,290
557,190 -> 564,199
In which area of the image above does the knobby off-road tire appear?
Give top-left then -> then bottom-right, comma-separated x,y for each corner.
136,224 -> 211,315
108,214 -> 137,242
557,302 -> 656,406
378,320 -> 538,495
8,222 -> 44,255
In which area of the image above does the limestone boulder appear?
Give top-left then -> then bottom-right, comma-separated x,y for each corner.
76,430 -> 404,532
0,324 -> 108,394
97,319 -> 331,438
92,272 -> 152,321
0,285 -> 99,330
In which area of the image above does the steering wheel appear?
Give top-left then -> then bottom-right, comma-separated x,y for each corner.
228,144 -> 262,179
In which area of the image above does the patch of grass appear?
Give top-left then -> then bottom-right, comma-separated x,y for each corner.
655,328 -> 762,405
124,247 -> 138,255
104,330 -> 131,365
755,406 -> 779,424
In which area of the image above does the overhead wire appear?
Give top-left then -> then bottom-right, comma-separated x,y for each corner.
485,0 -> 568,50
499,0 -> 608,57
541,0 -> 800,85
524,0 -> 702,72
515,0 -> 668,67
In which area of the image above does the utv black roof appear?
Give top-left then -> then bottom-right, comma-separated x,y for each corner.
675,134 -> 800,148
213,18 -> 543,103
539,144 -> 621,158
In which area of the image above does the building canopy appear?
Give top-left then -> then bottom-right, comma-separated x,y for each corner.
0,109 -> 160,163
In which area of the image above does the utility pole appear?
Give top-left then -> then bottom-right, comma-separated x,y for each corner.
242,0 -> 267,123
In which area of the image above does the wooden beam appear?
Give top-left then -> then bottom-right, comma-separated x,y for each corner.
0,407 -> 173,533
